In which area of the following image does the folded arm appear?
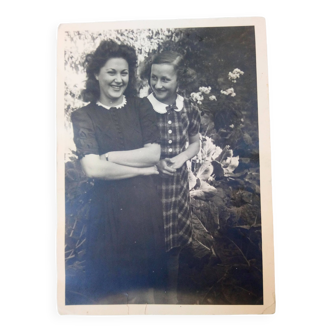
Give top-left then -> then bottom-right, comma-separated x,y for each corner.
80,154 -> 158,180
174,133 -> 201,166
158,133 -> 200,175
100,143 -> 161,167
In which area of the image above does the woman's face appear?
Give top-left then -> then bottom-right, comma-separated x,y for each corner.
150,63 -> 178,105
95,57 -> 129,104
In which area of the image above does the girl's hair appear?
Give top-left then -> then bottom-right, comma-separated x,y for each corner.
139,51 -> 197,91
82,39 -> 138,102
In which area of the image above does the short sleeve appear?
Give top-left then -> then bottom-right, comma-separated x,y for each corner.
138,97 -> 161,145
185,99 -> 201,136
71,109 -> 99,159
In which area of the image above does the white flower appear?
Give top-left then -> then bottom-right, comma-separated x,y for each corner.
191,92 -> 204,103
228,72 -> 237,81
209,95 -> 217,101
228,68 -> 244,83
199,86 -> 211,94
220,87 -> 236,97
229,124 -> 234,128
233,68 -> 244,75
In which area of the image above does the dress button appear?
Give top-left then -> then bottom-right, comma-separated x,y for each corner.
168,120 -> 172,124
168,130 -> 172,134
169,148 -> 173,152
168,140 -> 172,144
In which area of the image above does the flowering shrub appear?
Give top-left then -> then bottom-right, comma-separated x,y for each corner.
191,86 -> 215,104
192,67 -> 243,102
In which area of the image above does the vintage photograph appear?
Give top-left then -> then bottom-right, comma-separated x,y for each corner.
57,17 -> 274,314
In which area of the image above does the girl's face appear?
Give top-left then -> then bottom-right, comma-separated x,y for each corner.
150,63 -> 178,105
95,57 -> 129,104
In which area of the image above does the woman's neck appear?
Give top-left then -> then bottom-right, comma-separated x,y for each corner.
98,95 -> 124,108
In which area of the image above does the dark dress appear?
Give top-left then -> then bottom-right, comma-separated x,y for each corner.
70,97 -> 166,302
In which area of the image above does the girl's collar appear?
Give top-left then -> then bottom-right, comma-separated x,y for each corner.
147,93 -> 184,114
96,95 -> 127,110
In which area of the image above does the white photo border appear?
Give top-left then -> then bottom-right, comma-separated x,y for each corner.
57,16 -> 275,315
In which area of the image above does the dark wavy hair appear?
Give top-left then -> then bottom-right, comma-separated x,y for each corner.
81,39 -> 138,102
139,51 -> 197,92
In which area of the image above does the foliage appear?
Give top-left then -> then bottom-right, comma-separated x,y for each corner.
154,27 -> 259,159
64,27 -> 262,304
65,159 -> 92,275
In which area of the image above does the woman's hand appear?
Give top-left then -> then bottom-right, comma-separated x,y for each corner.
157,159 -> 177,176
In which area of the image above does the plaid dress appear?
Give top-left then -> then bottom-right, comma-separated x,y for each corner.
146,94 -> 201,252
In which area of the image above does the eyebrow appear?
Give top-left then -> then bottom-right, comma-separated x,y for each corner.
106,68 -> 128,71
151,74 -> 170,79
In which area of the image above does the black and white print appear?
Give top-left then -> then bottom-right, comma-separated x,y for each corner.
57,18 -> 274,314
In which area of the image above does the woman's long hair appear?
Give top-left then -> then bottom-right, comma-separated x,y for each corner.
82,39 -> 138,102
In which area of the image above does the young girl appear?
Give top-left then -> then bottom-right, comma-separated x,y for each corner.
140,51 -> 201,303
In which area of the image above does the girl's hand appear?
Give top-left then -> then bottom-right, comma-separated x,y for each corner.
157,159 -> 176,176
166,155 -> 187,170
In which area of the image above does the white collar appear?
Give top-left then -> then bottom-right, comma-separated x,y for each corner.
96,95 -> 127,110
147,93 -> 184,114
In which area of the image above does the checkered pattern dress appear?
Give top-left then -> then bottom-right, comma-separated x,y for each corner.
146,94 -> 201,252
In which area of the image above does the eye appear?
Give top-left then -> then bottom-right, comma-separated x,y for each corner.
121,71 -> 128,76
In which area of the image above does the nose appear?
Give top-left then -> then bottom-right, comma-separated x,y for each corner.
114,73 -> 122,83
155,79 -> 163,89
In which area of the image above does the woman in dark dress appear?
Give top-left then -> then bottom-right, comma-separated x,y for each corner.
70,40 -> 166,304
